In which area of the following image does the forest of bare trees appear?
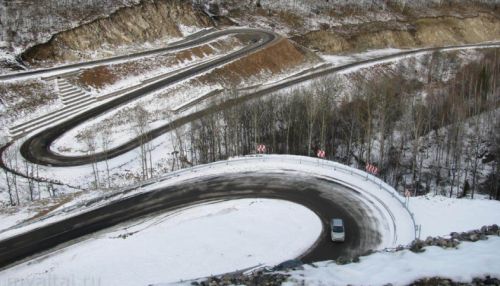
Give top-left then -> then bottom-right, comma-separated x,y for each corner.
1,49 -> 498,207
187,49 -> 500,200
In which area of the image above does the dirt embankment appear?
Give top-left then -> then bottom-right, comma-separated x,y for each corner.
21,0 -> 212,65
294,13 -> 500,53
198,38 -> 320,86
69,37 -> 242,90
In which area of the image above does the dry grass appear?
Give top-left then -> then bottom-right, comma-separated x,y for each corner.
68,37 -> 242,90
276,10 -> 304,29
26,194 -> 78,222
176,44 -> 216,62
198,38 -> 317,86
0,80 -> 58,118
294,13 -> 500,53
78,66 -> 118,89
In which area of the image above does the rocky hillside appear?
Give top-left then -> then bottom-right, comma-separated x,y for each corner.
1,0 -> 499,68
221,0 -> 500,53
21,0 -> 212,65
0,0 -> 141,52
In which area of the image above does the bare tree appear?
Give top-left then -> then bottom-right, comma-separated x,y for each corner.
99,125 -> 112,188
81,129 -> 99,188
305,88 -> 319,156
3,143 -> 21,205
132,105 -> 151,180
2,166 -> 14,206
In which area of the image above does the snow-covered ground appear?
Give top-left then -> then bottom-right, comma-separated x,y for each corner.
286,236 -> 500,286
0,155 -> 414,245
3,44 -> 498,199
50,80 -> 219,156
410,195 -> 500,239
320,48 -> 403,67
1,155 -> 499,285
2,198 -> 322,285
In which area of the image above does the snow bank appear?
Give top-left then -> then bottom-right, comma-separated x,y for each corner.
0,155 -> 416,249
286,236 -> 500,286
2,199 -> 322,286
2,155 -> 499,285
320,48 -> 403,67
410,195 -> 500,238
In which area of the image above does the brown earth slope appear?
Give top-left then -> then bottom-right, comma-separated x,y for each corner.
198,38 -> 320,86
21,0 -> 212,65
293,13 -> 500,53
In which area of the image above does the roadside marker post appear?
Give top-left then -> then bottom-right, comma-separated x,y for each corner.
365,163 -> 379,175
316,149 -> 325,166
316,149 -> 326,158
405,189 -> 411,207
256,144 -> 266,155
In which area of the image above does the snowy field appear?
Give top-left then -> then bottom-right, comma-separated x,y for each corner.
284,192 -> 500,285
286,236 -> 500,286
320,48 -> 403,67
1,199 -> 322,286
1,156 -> 499,285
410,195 -> 500,238
0,155 -> 415,247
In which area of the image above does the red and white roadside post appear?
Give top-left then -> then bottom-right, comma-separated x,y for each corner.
405,189 -> 411,207
317,149 -> 326,158
316,149 -> 325,166
256,144 -> 266,155
365,162 -> 379,180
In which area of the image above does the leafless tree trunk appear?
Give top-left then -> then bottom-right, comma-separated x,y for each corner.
81,129 -> 99,188
100,126 -> 112,188
2,167 -> 14,206
132,105 -> 151,180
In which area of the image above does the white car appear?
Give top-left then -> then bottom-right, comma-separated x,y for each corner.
331,218 -> 345,242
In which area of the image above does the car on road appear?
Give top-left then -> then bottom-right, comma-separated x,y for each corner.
331,218 -> 345,242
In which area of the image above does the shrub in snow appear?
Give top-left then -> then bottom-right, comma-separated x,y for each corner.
335,256 -> 350,265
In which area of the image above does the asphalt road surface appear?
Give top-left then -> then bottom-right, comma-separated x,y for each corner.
1,28 -> 498,272
14,40 -> 500,167
0,172 -> 382,269
18,28 -> 278,166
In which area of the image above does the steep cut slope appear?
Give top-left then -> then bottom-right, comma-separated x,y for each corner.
21,0 -> 212,65
294,14 -> 500,53
0,0 -> 140,52
198,37 -> 320,86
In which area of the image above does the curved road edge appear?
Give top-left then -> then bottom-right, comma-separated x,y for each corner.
13,41 -> 500,167
0,155 -> 416,270
0,28 -> 220,81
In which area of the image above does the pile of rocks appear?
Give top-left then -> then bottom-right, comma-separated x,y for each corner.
451,225 -> 500,242
191,271 -> 289,286
410,276 -> 500,286
195,225 -> 500,285
410,224 -> 499,253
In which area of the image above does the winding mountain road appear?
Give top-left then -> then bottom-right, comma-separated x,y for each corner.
0,27 -> 498,272
0,172 -> 382,269
14,38 -> 500,167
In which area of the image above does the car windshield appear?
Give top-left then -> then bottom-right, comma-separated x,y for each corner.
332,226 -> 344,233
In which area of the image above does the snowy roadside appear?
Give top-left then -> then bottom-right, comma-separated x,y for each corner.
1,155 -> 499,285
285,236 -> 500,286
409,195 -> 500,238
3,155 -> 500,244
1,198 -> 322,286
0,155 -> 414,246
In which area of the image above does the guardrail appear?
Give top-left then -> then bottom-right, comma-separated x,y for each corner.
0,154 -> 418,245
122,154 -> 419,240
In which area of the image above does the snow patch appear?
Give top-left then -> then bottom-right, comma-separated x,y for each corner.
286,236 -> 500,286
1,198 -> 322,285
410,195 -> 500,238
